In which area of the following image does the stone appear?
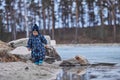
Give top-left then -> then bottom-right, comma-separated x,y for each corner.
0,40 -> 12,52
8,36 -> 51,48
9,46 -> 31,60
75,55 -> 89,65
0,50 -> 24,62
9,46 -> 61,64
0,40 -> 19,62
60,55 -> 89,66
44,56 -> 55,64
45,46 -> 61,61
8,38 -> 29,48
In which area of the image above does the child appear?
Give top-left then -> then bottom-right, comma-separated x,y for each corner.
27,24 -> 47,65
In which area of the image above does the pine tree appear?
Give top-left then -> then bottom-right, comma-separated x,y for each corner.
0,9 -> 4,40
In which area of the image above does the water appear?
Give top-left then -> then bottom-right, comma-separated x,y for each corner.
56,66 -> 90,80
56,45 -> 120,64
55,44 -> 120,80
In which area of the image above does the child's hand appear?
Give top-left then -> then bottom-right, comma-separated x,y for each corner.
45,45 -> 48,48
28,48 -> 31,51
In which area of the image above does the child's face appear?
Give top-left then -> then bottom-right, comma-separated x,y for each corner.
33,31 -> 38,36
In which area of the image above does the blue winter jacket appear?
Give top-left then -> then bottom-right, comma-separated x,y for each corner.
27,34 -> 47,60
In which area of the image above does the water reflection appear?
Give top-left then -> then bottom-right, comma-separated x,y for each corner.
56,66 -> 89,80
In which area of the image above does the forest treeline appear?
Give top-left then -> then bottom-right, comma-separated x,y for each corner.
0,0 -> 120,43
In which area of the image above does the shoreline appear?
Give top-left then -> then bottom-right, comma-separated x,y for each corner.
0,61 -> 120,80
55,43 -> 120,47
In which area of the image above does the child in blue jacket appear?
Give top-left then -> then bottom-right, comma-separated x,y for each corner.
27,24 -> 47,65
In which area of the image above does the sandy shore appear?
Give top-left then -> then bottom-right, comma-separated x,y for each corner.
0,61 -> 60,80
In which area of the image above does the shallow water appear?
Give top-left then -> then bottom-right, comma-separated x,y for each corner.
55,45 -> 120,80
56,66 -> 90,80
56,45 -> 120,64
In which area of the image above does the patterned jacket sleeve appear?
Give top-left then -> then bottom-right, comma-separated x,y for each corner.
27,37 -> 32,49
40,35 -> 47,45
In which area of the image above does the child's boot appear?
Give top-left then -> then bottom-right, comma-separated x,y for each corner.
35,61 -> 39,65
39,60 -> 43,65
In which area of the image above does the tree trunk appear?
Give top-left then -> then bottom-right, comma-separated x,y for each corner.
0,15 -> 3,40
51,0 -> 55,40
11,24 -> 16,40
42,8 -> 46,34
111,5 -> 116,42
75,0 -> 79,43
38,0 -> 41,30
47,7 -> 51,35
11,11 -> 16,40
24,0 -> 29,38
107,0 -> 117,42
108,11 -> 112,25
99,0 -> 104,40
18,0 -> 23,31
6,9 -> 9,32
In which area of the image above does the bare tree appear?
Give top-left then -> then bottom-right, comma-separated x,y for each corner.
107,0 -> 117,42
104,0 -> 117,42
11,0 -> 17,40
0,8 -> 4,40
51,0 -> 55,40
24,0 -> 29,38
42,0 -> 47,34
75,0 -> 79,43
99,0 -> 105,40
